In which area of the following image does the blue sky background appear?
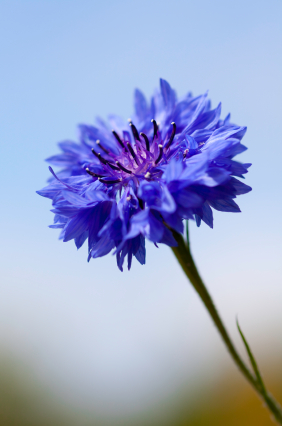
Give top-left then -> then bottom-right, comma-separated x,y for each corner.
0,0 -> 281,420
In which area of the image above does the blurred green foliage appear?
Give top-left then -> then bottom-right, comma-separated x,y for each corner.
0,354 -> 281,426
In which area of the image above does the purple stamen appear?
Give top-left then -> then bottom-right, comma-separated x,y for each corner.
151,119 -> 158,140
91,149 -> 107,165
98,177 -> 121,184
138,198 -> 144,209
96,140 -> 109,154
165,122 -> 176,150
126,143 -> 139,165
140,132 -> 150,151
85,168 -> 104,178
91,149 -> 116,168
112,130 -> 125,149
116,161 -> 132,174
129,122 -> 140,142
155,144 -> 163,165
108,162 -> 120,171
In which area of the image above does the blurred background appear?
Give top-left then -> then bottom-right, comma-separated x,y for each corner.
0,0 -> 281,424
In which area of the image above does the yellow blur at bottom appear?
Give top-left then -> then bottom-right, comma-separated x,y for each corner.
0,357 -> 281,426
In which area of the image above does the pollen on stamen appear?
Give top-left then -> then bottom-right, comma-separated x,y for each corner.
144,172 -> 151,179
126,195 -> 132,201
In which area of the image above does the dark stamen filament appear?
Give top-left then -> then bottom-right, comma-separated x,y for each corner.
96,140 -> 109,154
165,122 -> 176,150
116,161 -> 132,174
127,143 -> 139,165
98,177 -> 121,185
112,130 -> 125,149
129,122 -> 140,141
86,168 -> 104,178
138,198 -> 144,210
91,149 -> 109,166
155,144 -> 163,165
151,119 -> 158,139
107,162 -> 120,171
140,132 -> 150,151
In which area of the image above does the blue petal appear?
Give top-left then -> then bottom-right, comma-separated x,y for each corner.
223,113 -> 231,125
51,205 -> 82,218
75,230 -> 88,249
203,138 -> 239,160
230,177 -> 252,195
84,182 -> 110,202
138,181 -> 176,213
195,214 -> 201,227
209,198 -> 241,212
173,189 -> 203,208
163,158 -> 184,183
61,190 -> 88,206
159,227 -> 178,246
134,89 -> 148,122
63,209 -> 92,242
116,246 -> 129,272
134,236 -> 146,265
181,92 -> 208,134
190,129 -> 212,143
190,103 -> 221,131
146,212 -> 164,241
185,134 -> 198,150
208,125 -> 247,143
49,223 -> 65,229
46,153 -> 77,166
126,209 -> 164,243
227,143 -> 248,158
88,201 -> 113,251
58,140 -> 83,154
162,212 -> 183,234
36,181 -> 63,199
229,161 -> 251,176
89,234 -> 115,259
160,78 -> 175,111
202,202 -> 213,228
196,167 -> 230,187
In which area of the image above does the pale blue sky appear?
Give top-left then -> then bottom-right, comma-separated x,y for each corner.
0,0 -> 281,420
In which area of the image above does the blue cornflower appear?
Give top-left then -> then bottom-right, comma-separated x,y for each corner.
37,79 -> 251,271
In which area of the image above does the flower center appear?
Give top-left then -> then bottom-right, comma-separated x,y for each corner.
85,121 -> 176,185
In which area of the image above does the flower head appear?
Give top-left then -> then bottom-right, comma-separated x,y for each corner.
37,79 -> 251,271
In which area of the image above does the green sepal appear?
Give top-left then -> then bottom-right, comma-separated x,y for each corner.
236,319 -> 266,394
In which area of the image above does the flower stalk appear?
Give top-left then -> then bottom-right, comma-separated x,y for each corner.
171,224 -> 282,424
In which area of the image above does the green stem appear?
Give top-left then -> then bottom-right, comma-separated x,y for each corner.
171,228 -> 282,424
